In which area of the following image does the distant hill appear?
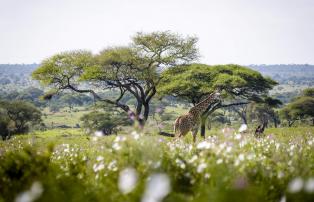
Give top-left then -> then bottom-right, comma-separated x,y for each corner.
0,63 -> 39,74
1,63 -> 314,86
0,64 -> 39,86
248,64 -> 314,85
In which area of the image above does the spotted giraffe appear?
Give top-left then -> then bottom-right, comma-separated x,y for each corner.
174,91 -> 221,142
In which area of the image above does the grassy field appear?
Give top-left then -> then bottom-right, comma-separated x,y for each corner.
0,126 -> 313,202
42,107 -> 92,128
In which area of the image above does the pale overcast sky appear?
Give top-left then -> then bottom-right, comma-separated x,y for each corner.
0,0 -> 313,64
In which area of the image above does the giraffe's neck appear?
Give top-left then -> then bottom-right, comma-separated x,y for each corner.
189,93 -> 219,117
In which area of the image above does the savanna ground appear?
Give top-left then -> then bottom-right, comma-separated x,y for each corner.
0,108 -> 314,202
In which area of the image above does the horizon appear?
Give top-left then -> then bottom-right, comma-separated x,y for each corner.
1,0 -> 314,64
1,63 -> 314,66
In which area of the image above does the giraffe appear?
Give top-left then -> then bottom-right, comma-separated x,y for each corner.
174,91 -> 221,142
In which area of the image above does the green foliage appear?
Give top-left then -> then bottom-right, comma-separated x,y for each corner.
303,88 -> 314,97
280,88 -> 314,126
0,100 -> 42,139
0,127 -> 314,202
80,108 -> 132,135
132,31 -> 199,65
288,97 -> 314,118
0,87 -> 45,107
31,31 -> 199,123
32,50 -> 95,86
159,63 -> 277,104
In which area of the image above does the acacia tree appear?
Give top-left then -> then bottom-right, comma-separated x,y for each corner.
280,96 -> 314,126
248,97 -> 282,129
230,104 -> 249,124
280,88 -> 314,126
0,100 -> 42,139
159,63 -> 277,137
32,31 -> 199,125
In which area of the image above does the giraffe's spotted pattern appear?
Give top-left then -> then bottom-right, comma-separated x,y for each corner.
174,92 -> 221,142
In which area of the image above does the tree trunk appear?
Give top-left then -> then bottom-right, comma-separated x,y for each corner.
242,115 -> 248,125
200,102 -> 222,138
272,116 -> 278,128
136,101 -> 143,116
143,103 -> 149,121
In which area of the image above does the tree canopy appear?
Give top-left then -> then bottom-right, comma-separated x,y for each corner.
0,100 -> 42,140
159,63 -> 277,105
32,31 -> 199,124
280,88 -> 314,126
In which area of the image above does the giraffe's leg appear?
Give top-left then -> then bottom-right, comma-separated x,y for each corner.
191,125 -> 199,143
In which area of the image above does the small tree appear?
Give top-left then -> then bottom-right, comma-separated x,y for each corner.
303,87 -> 314,97
230,105 -> 249,124
286,97 -> 314,126
0,109 -> 10,140
280,88 -> 314,126
80,108 -> 132,135
280,106 -> 297,127
0,100 -> 42,139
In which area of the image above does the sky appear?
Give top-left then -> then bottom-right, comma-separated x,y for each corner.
0,0 -> 314,64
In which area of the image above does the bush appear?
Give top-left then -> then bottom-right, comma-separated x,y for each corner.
80,110 -> 131,135
0,100 -> 42,139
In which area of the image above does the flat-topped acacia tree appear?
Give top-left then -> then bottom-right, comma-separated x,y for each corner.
158,63 -> 277,137
32,31 -> 199,125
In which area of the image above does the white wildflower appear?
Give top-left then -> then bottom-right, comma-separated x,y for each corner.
234,159 -> 240,166
142,173 -> 171,202
115,135 -> 127,142
275,143 -> 280,150
287,177 -> 303,193
238,124 -> 247,133
188,155 -> 198,163
277,171 -> 284,179
112,142 -> 121,151
96,156 -> 104,161
279,195 -> 286,202
131,131 -> 140,140
247,153 -> 255,160
205,173 -> 211,179
15,181 -> 43,202
216,159 -> 223,164
94,131 -> 104,137
238,154 -> 245,161
108,160 -> 118,171
235,134 -> 242,140
219,143 -> 226,149
197,163 -> 207,173
304,178 -> 314,193
196,141 -> 211,149
118,167 -> 138,194
175,159 -> 186,169
93,162 -> 105,172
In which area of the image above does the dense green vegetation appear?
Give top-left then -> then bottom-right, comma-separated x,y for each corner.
0,127 -> 313,202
